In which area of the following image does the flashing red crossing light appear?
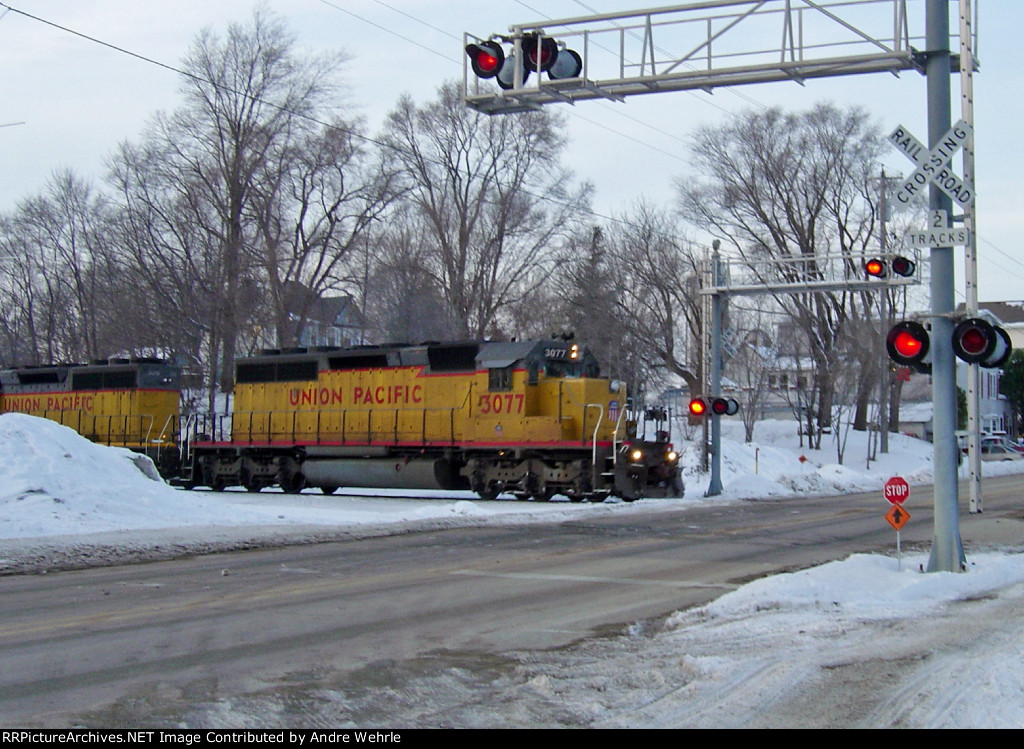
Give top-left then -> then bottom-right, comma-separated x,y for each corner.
865,258 -> 886,278
522,33 -> 557,72
465,40 -> 504,79
886,321 -> 930,373
891,256 -> 916,276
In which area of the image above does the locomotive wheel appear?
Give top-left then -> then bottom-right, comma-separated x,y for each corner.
240,466 -> 261,493
279,471 -> 306,494
321,486 -> 339,496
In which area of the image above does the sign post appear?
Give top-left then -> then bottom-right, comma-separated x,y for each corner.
884,477 -> 911,570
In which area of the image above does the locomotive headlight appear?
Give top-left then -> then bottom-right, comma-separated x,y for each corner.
630,449 -> 644,462
569,343 -> 579,359
667,451 -> 678,462
609,379 -> 621,393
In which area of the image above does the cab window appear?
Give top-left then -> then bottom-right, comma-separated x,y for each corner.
489,366 -> 513,391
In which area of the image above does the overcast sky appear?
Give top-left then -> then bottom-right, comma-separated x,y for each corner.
1,0 -> 1022,302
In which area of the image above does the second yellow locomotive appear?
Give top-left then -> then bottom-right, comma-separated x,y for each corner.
186,339 -> 681,501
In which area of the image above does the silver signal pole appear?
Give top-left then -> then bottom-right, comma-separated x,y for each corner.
959,0 -> 982,515
925,0 -> 965,573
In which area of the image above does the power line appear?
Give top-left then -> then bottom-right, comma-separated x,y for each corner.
0,2 -> 633,230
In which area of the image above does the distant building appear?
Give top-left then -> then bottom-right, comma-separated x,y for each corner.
280,281 -> 365,349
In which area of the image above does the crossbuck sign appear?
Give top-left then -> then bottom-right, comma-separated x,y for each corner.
889,120 -> 975,209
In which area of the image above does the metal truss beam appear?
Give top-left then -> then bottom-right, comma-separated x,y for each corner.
465,0 -> 923,115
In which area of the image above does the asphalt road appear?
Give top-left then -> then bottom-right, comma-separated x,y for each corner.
2,475 -> 1021,727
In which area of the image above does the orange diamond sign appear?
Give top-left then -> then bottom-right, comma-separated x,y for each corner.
885,504 -> 911,531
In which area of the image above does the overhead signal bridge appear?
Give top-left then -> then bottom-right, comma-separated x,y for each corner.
698,250 -> 923,297
464,0 -> 925,116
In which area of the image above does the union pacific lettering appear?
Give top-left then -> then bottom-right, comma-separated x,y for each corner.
3,394 -> 95,412
289,386 -> 345,407
352,384 -> 423,406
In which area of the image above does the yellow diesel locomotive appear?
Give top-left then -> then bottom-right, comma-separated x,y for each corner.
185,339 -> 681,501
0,358 -> 182,474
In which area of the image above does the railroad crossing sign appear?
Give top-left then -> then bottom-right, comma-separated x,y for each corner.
907,210 -> 970,248
889,120 -> 975,209
884,476 -> 910,505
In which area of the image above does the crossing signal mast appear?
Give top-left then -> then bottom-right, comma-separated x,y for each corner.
464,2 -> 981,572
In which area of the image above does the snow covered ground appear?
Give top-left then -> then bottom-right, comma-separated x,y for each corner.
2,412 -> 1023,728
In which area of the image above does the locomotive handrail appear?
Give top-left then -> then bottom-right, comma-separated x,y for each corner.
587,403 -> 604,483
612,401 -> 628,467
153,414 -> 176,444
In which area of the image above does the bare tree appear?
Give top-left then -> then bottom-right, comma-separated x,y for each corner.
363,212 -> 456,343
679,103 -> 888,443
727,303 -> 781,442
111,8 -> 356,402
380,82 -> 591,339
0,171 -> 121,364
251,118 -> 403,348
551,226 -> 643,385
606,203 -> 704,396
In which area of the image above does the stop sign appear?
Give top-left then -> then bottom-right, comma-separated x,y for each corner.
884,476 -> 910,505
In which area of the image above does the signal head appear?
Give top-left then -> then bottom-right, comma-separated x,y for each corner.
465,41 -> 505,79
521,33 -> 558,72
711,397 -> 740,416
548,48 -> 582,79
865,258 -> 886,278
891,256 -> 916,277
952,318 -> 1012,368
886,320 -> 930,371
688,397 -> 708,417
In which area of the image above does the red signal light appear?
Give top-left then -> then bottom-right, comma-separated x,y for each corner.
886,321 -> 930,372
711,397 -> 740,416
865,258 -> 886,278
892,329 -> 923,358
689,396 -> 738,419
466,41 -> 505,79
